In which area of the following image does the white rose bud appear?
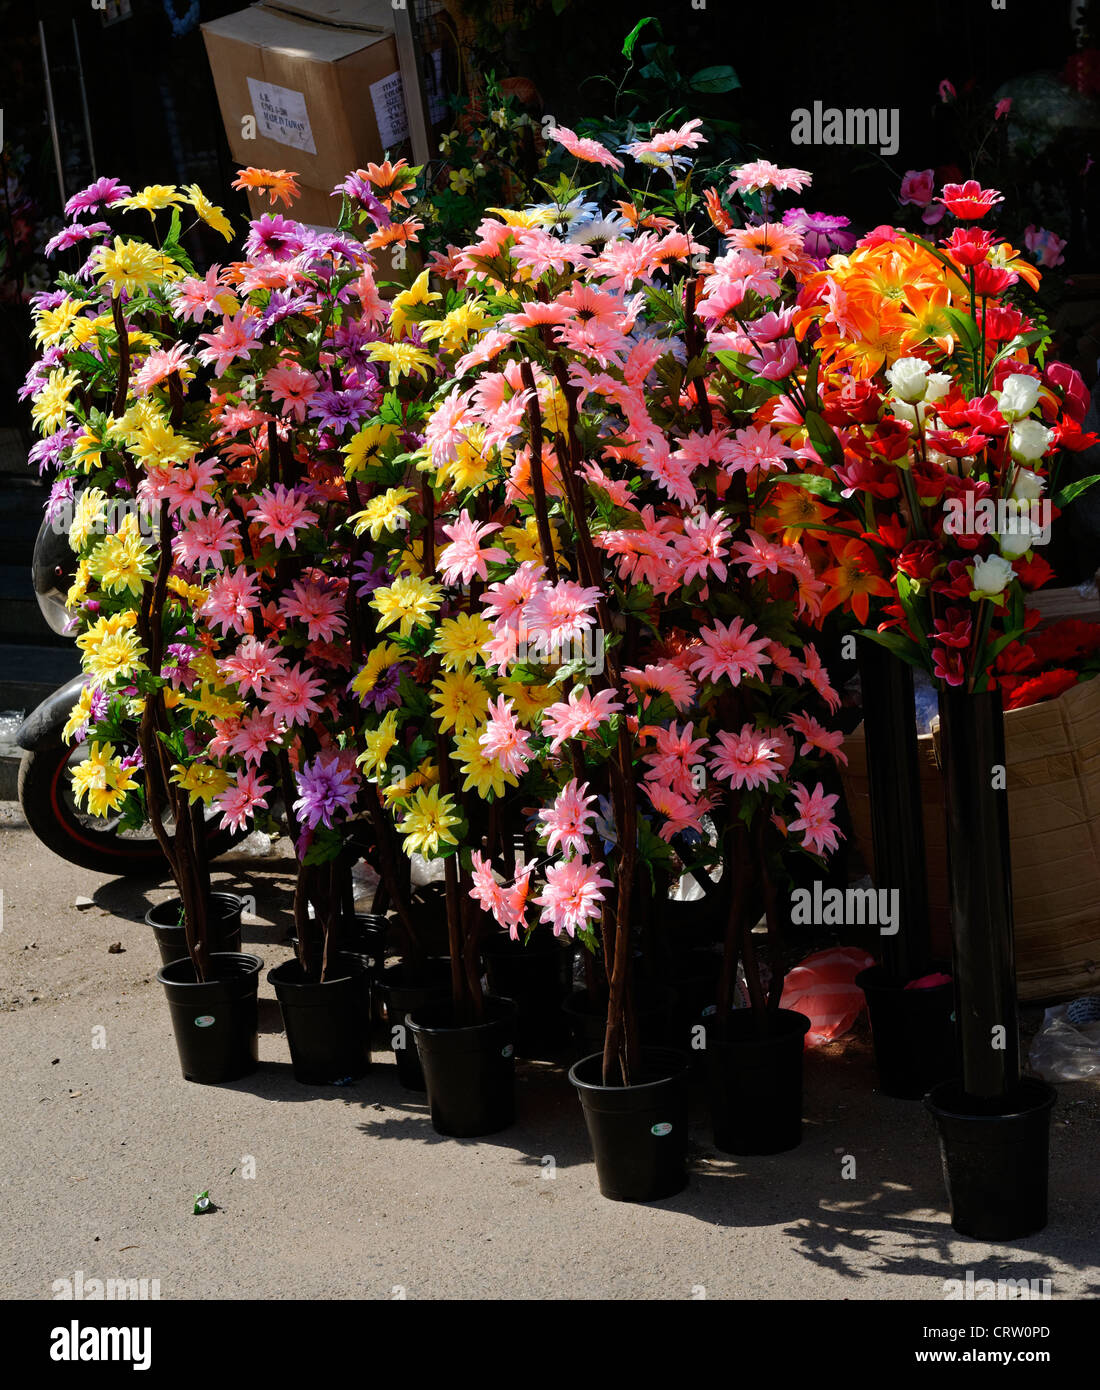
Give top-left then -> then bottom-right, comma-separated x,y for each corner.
971,553 -> 1017,598
886,356 -> 932,404
1010,419 -> 1054,462
1010,467 -> 1045,501
925,373 -> 952,403
997,521 -> 1042,559
997,373 -> 1041,421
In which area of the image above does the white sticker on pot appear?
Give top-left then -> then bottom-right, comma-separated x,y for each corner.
194,1015 -> 215,1028
246,78 -> 317,154
651,1122 -> 673,1137
501,1044 -> 514,1058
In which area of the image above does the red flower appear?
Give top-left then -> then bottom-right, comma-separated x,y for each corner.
935,559 -> 976,602
821,378 -> 883,425
926,426 -> 991,457
1013,552 -> 1055,590
868,417 -> 914,462
1046,362 -> 1090,423
932,606 -> 973,649
835,452 -> 901,499
971,262 -> 1017,297
1004,668 -> 1079,710
980,304 -> 1028,342
937,180 -> 1004,220
932,645 -> 967,686
1052,419 -> 1100,452
896,540 -> 939,581
1026,619 -> 1100,667
941,226 -> 996,266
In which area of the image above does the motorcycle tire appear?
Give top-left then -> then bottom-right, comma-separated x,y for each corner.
17,740 -> 245,878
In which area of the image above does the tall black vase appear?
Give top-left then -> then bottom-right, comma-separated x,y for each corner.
937,686 -> 1018,1099
856,640 -> 955,1098
927,686 -> 1056,1240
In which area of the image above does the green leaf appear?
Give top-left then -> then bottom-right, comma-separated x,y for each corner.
1054,474 -> 1100,508
942,306 -> 980,354
781,472 -> 841,500
803,409 -> 844,470
622,15 -> 659,58
690,65 -> 740,94
855,627 -> 926,672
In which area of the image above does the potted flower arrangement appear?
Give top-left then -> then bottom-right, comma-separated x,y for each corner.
25,177 -> 263,1084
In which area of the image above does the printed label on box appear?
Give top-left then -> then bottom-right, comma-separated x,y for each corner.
370,72 -> 410,149
247,78 -> 317,154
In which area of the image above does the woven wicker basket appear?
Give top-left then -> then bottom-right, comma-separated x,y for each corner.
843,673 -> 1100,1002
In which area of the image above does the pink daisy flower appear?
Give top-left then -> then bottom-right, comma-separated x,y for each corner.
439,512 -> 509,586
787,782 -> 843,857
800,643 -> 841,712
197,311 -> 260,375
479,696 -> 532,777
728,160 -> 813,195
524,578 -> 602,647
201,570 -> 261,637
709,725 -> 785,790
279,578 -> 347,643
533,858 -> 612,938
229,709 -> 280,764
548,124 -> 624,170
133,343 -> 192,396
643,783 -> 709,842
251,484 -> 319,549
621,662 -> 697,713
689,617 -> 772,687
480,561 -> 547,627
787,712 -> 848,766
265,360 -> 318,421
724,425 -> 795,477
540,686 -> 623,752
218,637 -> 289,696
642,721 -> 708,797
169,266 -> 229,324
265,664 -> 326,727
173,511 -> 240,570
215,768 -> 272,832
730,528 -> 787,578
537,779 -> 598,858
141,456 -> 221,519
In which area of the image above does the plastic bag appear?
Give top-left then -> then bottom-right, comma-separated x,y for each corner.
1028,997 -> 1100,1081
779,946 -> 876,1047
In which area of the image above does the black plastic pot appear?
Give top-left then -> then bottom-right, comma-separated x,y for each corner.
407,995 -> 517,1137
857,965 -> 957,1099
377,958 -> 453,1090
925,1078 -> 1057,1240
562,983 -> 677,1060
568,1048 -> 690,1202
704,1008 -> 811,1155
268,955 -> 371,1085
156,952 -> 264,1084
147,892 -> 243,968
342,913 -> 389,973
481,933 -> 571,1054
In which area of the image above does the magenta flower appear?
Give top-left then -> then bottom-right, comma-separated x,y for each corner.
64,177 -> 130,218
780,207 -> 857,260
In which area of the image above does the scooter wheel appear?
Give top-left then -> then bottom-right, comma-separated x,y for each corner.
17,740 -> 244,877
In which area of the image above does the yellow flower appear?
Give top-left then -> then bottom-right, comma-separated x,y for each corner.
166,574 -> 208,606
71,429 -> 106,474
170,762 -> 231,806
540,383 -> 569,436
61,686 -> 96,744
485,207 -> 542,229
179,684 -> 243,722
371,574 -> 442,637
419,298 -> 494,354
382,756 -> 437,806
70,487 -> 110,550
433,612 -> 492,671
342,421 -> 399,477
119,184 -> 184,217
430,669 -> 489,735
350,486 -> 417,540
500,515 -> 568,570
449,168 -> 474,196
452,725 -> 517,799
388,270 -> 442,338
96,237 -> 179,296
399,784 -> 461,858
66,558 -> 92,608
498,675 -> 560,726
80,628 -> 147,687
115,397 -> 163,441
128,417 -> 198,468
366,340 -> 437,386
87,515 -> 153,596
436,426 -> 500,492
68,313 -> 111,348
71,741 -> 137,817
32,297 -> 82,347
350,641 -> 405,699
31,368 -> 79,436
182,184 -> 234,240
357,710 -> 399,776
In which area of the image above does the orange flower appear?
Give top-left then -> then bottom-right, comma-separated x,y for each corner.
820,539 -> 892,624
357,159 -> 416,209
363,220 -> 424,252
762,481 -> 837,546
703,187 -> 733,234
231,167 -> 300,208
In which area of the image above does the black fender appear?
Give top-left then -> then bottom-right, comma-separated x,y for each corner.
15,675 -> 87,751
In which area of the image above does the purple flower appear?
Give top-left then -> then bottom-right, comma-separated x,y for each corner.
351,556 -> 389,597
44,474 -> 75,520
258,289 -> 315,331
308,385 -> 376,434
362,664 -> 403,712
333,172 -> 391,230
119,749 -> 143,771
29,289 -> 68,312
45,221 -> 110,258
781,208 -> 857,263
293,754 -> 359,829
37,430 -> 81,478
64,177 -> 130,219
245,214 -> 307,262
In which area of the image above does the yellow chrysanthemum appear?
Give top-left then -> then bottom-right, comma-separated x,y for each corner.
66,558 -> 92,608
179,684 -> 243,722
166,574 -> 208,606
80,628 -> 147,688
67,313 -> 111,348
96,237 -> 180,296
371,574 -> 442,637
170,762 -> 231,806
119,184 -> 184,217
498,675 -> 560,726
500,515 -> 568,570
399,784 -> 461,858
357,710 -> 399,776
71,740 -> 138,817
70,429 -> 106,474
430,669 -> 489,735
350,486 -> 417,540
381,756 -> 438,806
433,612 -> 492,671
419,298 -> 494,354
87,515 -> 152,596
388,270 -> 442,338
342,421 -> 399,478
70,488 -> 110,550
182,184 -> 233,241
127,418 -> 199,468
452,726 -> 517,799
31,368 -> 80,436
32,297 -> 82,347
366,340 -> 437,386
436,426 -> 500,492
61,686 -> 96,744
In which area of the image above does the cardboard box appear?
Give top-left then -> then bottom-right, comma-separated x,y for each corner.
202,0 -> 436,196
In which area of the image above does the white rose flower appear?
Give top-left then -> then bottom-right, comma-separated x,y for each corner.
997,520 -> 1043,559
971,553 -> 1016,598
886,356 -> 932,404
1010,467 -> 1045,501
925,373 -> 952,403
1009,419 -> 1054,462
996,373 -> 1041,421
